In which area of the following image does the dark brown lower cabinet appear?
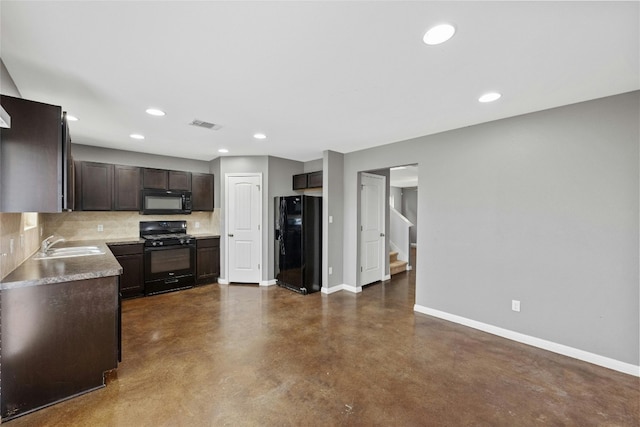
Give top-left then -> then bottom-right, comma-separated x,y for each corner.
1,276 -> 119,421
108,243 -> 144,298
196,237 -> 220,284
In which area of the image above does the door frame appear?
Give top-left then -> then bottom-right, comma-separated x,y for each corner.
359,171 -> 387,287
223,172 -> 263,284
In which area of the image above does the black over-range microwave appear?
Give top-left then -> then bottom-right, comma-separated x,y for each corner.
141,189 -> 192,215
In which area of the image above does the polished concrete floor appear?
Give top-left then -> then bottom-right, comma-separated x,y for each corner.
6,256 -> 639,426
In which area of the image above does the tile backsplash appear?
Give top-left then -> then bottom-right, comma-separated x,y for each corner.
42,210 -> 220,242
0,213 -> 42,280
1,210 -> 220,280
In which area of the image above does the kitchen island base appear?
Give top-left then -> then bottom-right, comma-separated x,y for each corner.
1,276 -> 119,421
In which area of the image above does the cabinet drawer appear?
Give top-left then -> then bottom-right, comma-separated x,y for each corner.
196,237 -> 219,249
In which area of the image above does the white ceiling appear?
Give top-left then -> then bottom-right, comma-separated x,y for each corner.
390,165 -> 418,188
1,2 -> 638,162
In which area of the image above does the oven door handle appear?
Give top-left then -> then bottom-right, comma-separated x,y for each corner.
164,278 -> 179,284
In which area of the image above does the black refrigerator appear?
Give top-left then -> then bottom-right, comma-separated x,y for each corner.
274,195 -> 322,294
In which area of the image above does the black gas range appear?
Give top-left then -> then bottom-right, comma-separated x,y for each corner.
140,221 -> 196,295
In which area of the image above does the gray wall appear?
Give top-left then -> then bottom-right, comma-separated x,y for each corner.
218,156 -> 269,282
341,91 -> 639,365
209,157 -> 221,208
218,155 -> 304,283
304,158 -> 323,173
268,156 -> 304,279
323,150 -> 344,288
390,186 -> 402,210
72,144 -> 211,173
401,187 -> 418,245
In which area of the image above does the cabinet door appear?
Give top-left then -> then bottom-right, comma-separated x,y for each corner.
142,168 -> 168,189
196,238 -> 220,284
0,95 -> 64,212
114,165 -> 141,211
76,161 -> 113,211
117,253 -> 144,298
307,171 -> 323,188
169,170 -> 191,191
191,173 -> 214,211
293,173 -> 307,190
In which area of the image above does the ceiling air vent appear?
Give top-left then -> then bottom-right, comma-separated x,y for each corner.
189,119 -> 221,130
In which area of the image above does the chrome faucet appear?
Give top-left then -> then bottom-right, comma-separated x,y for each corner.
41,235 -> 66,254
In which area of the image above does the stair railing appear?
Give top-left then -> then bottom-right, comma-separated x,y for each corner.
389,206 -> 413,268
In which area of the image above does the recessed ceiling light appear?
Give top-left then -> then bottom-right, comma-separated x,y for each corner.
130,133 -> 145,140
218,148 -> 229,153
423,24 -> 456,45
478,92 -> 502,103
253,133 -> 267,140
66,114 -> 78,121
146,108 -> 165,117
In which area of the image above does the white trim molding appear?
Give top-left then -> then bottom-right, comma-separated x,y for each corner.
260,279 -> 277,287
414,305 -> 640,377
383,274 -> 391,281
321,285 -> 343,295
320,284 -> 362,294
217,277 -> 229,285
342,284 -> 362,294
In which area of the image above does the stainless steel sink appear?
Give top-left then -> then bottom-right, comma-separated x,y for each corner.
33,246 -> 105,260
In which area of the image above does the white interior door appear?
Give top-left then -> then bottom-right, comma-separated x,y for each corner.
227,174 -> 262,283
360,172 -> 386,285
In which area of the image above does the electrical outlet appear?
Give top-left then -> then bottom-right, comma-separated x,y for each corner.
97,224 -> 104,232
195,222 -> 201,229
329,216 -> 333,223
329,267 -> 333,275
512,300 -> 521,312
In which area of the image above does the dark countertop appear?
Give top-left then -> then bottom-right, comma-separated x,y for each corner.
191,234 -> 220,239
0,241 -> 122,291
106,238 -> 146,246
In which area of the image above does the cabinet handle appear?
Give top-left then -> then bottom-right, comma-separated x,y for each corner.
228,234 -> 234,237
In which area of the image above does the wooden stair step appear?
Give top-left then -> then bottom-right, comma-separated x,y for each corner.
390,259 -> 408,276
389,251 -> 399,263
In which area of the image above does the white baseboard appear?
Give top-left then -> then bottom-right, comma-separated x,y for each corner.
414,305 -> 640,377
321,285 -> 344,295
260,279 -> 276,287
383,274 -> 391,281
343,284 -> 362,293
217,277 -> 229,285
406,265 -> 413,271
321,284 -> 362,294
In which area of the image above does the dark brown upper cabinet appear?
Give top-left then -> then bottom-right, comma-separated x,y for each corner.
293,173 -> 308,190
142,168 -> 168,189
191,173 -> 214,211
169,170 -> 191,191
0,95 -> 73,212
307,171 -> 323,188
293,171 -> 322,190
114,165 -> 141,211
75,161 -> 113,211
143,168 -> 192,191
